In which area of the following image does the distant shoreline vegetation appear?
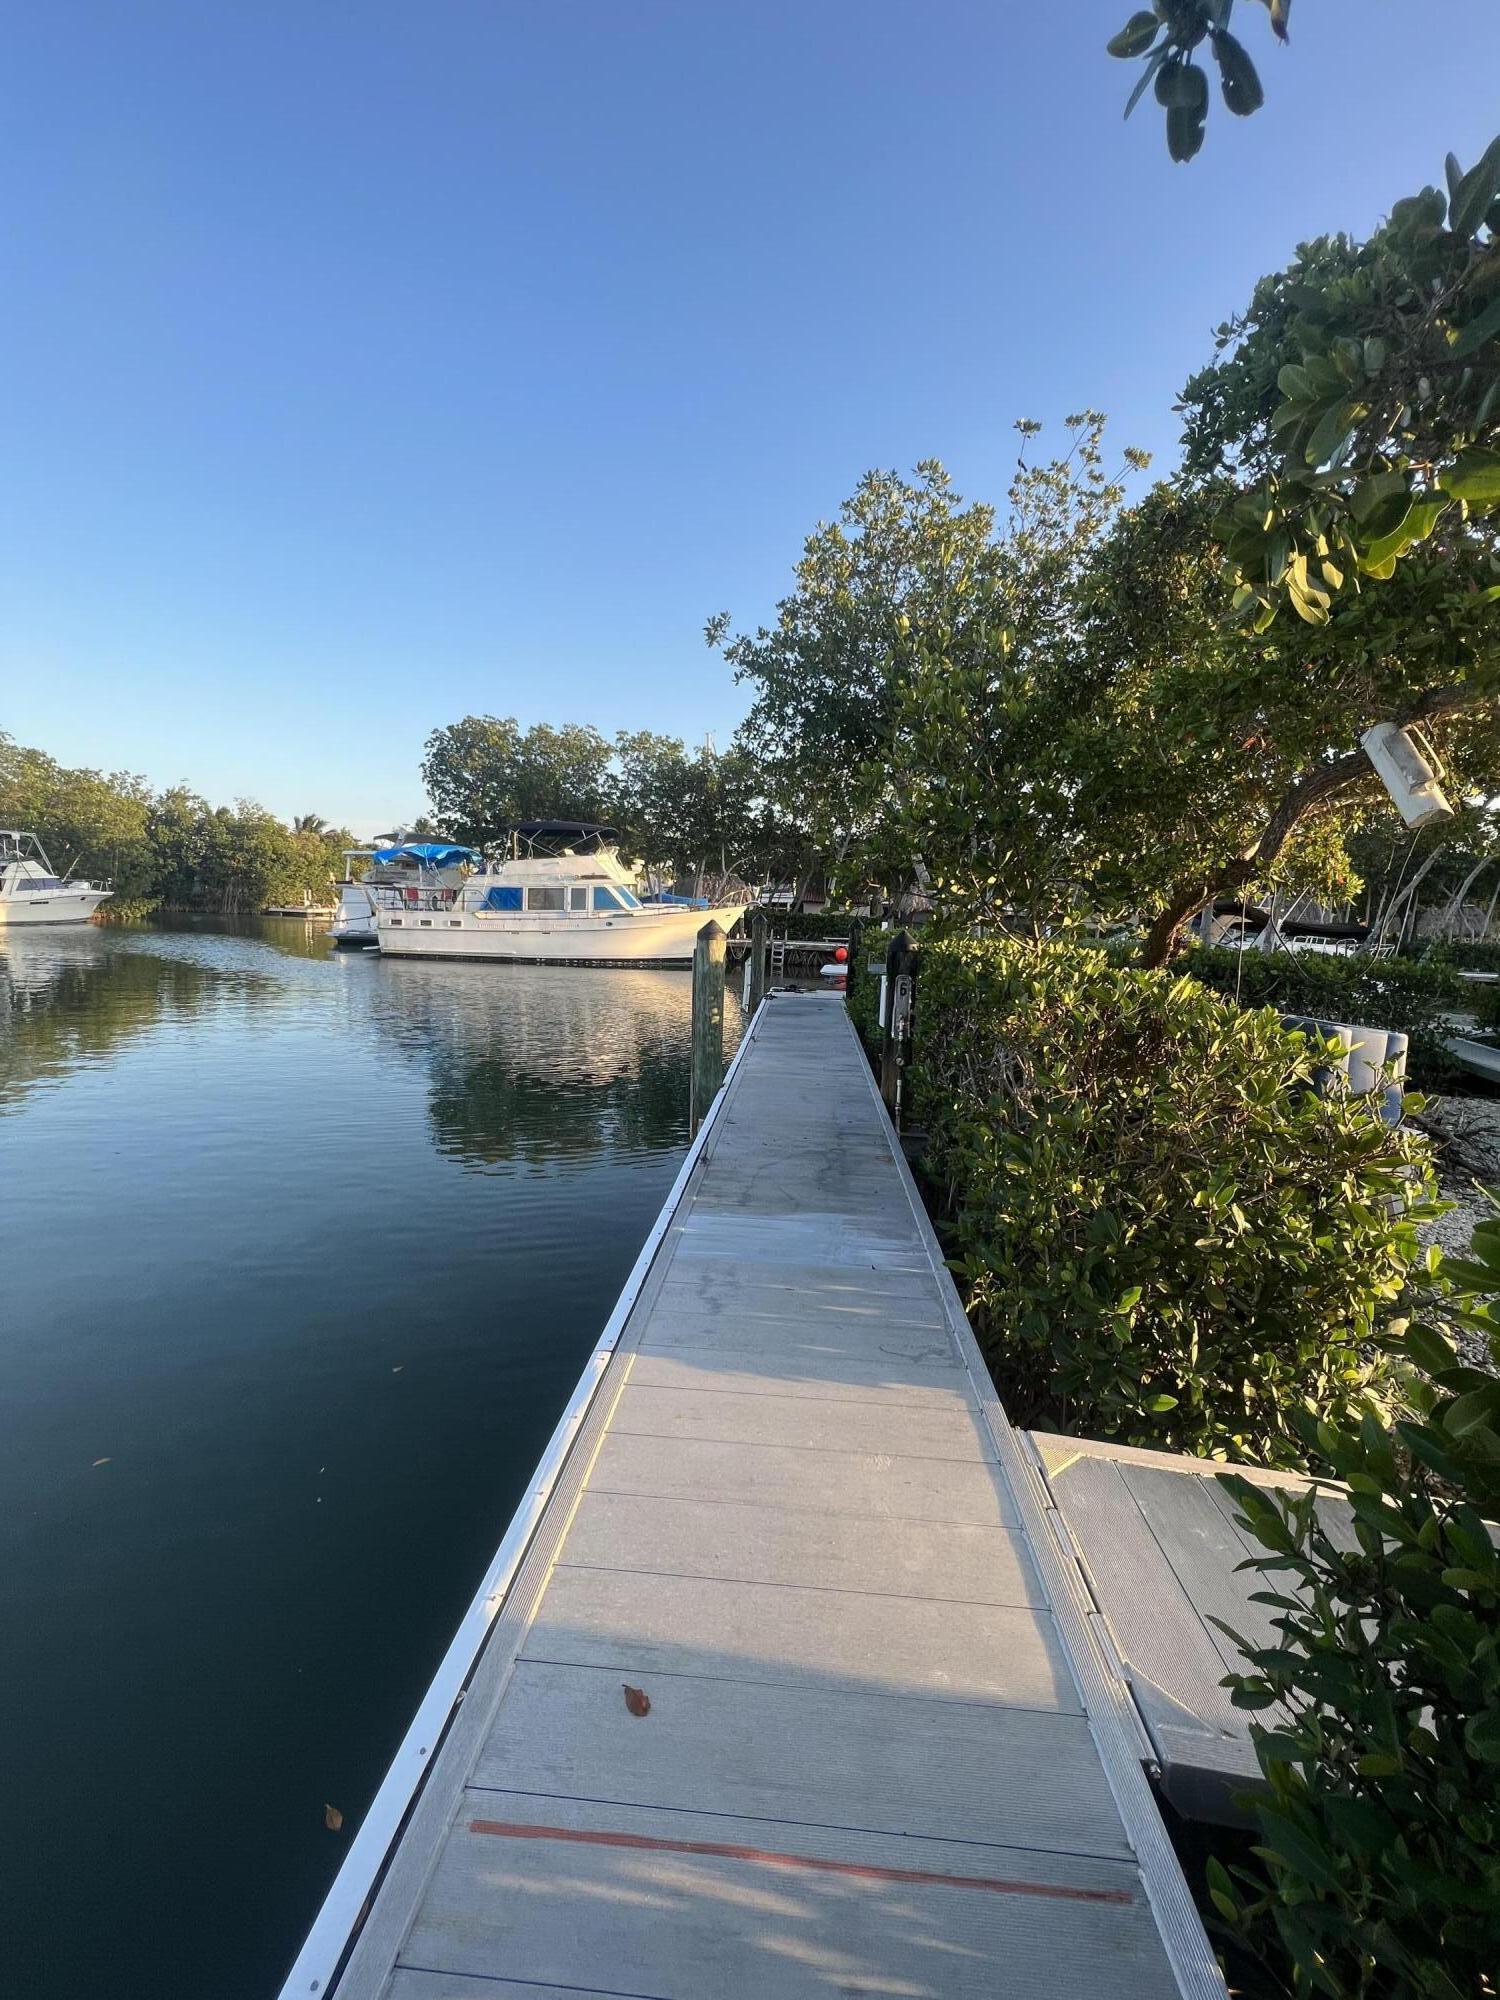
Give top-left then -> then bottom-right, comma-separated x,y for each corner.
0,732 -> 355,916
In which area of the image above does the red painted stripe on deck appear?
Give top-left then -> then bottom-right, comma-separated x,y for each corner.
466,1818 -> 1133,1906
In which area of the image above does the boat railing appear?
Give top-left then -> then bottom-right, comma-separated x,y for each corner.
368,887 -> 459,912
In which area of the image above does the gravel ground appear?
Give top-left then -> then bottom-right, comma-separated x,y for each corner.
1410,1093 -> 1500,1371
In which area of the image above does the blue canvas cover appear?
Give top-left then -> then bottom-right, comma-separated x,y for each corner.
484,886 -> 523,911
371,843 -> 478,869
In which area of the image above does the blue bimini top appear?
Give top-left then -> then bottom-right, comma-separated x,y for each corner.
370,843 -> 479,869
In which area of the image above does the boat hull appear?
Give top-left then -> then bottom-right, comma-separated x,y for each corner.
0,890 -> 111,926
375,904 -> 746,965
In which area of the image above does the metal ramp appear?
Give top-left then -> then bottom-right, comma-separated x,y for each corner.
281,995 -> 1226,2000
1443,1033 -> 1500,1085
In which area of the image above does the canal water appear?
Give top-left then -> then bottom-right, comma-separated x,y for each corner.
0,917 -> 740,2000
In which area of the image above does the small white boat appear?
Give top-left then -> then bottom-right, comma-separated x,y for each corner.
371,824 -> 746,966
0,830 -> 112,926
262,894 -> 336,918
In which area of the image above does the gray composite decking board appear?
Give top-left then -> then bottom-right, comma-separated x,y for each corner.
605,1382 -> 995,1459
385,1978 -> 634,2000
559,1490 -> 1045,1604
1040,1456 -> 1255,1746
402,1795 -> 1177,2000
471,1661 -> 1131,1856
653,1276 -> 952,1326
653,1253 -> 946,1302
624,1349 -> 975,1406
1030,1432 -> 1358,1824
584,1431 -> 1016,1522
634,1309 -> 957,1363
335,996 -> 1219,2000
519,1564 -> 1079,1710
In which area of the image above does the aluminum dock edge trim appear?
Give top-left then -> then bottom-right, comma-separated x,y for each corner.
843,1009 -> 1229,2000
275,1002 -> 767,2000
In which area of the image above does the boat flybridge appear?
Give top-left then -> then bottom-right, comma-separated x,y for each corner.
0,831 -> 112,926
370,823 -> 747,965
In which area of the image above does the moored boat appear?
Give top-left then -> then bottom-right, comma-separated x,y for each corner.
371,824 -> 745,966
0,831 -> 113,926
327,851 -> 382,948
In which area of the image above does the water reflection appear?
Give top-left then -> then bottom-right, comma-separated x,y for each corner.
373,960 -> 736,1167
0,927 -> 221,1108
1,915 -> 732,2000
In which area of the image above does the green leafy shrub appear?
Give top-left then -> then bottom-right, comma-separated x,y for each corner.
911,939 -> 1437,1466
844,928 -> 889,1056
1211,1220 -> 1500,1996
1469,979 -> 1500,1035
1424,938 -> 1500,977
1183,945 -> 1466,1091
745,906 -> 859,941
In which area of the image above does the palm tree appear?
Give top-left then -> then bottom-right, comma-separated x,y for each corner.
292,813 -> 327,837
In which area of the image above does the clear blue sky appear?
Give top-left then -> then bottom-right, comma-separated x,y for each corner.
3,2 -> 1497,833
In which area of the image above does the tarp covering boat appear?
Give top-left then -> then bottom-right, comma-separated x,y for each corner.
370,843 -> 479,869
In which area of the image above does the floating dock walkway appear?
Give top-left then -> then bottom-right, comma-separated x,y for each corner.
282,993 -> 1225,2000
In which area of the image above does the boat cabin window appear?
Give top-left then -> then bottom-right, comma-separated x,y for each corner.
17,876 -> 63,892
527,886 -> 565,912
568,885 -> 587,912
483,886 -> 522,911
592,885 -> 636,912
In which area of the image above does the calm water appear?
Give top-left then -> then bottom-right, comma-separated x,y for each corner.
1,917 -> 739,2000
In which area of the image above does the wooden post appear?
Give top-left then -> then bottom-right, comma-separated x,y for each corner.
689,920 -> 727,1138
879,929 -> 919,1125
747,910 -> 769,1014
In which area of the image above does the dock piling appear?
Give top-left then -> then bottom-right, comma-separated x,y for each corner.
689,919 -> 727,1137
879,928 -> 919,1124
747,910 -> 769,1013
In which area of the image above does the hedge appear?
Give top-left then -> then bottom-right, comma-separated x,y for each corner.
1183,945 -> 1466,1091
743,906 -> 860,941
906,939 -> 1437,1466
1211,1222 -> 1500,1995
1426,937 -> 1500,976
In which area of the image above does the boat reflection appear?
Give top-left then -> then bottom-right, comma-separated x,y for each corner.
371,959 -> 743,1169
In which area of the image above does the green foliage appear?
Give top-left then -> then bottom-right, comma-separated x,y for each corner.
610,733 -> 792,889
0,735 -> 155,896
1184,944 -> 1466,1089
420,716 -> 613,847
845,932 -> 888,1056
891,416 -> 1152,931
1179,138 -> 1500,628
1432,937 -> 1500,974
711,458 -> 1021,891
746,906 -> 859,941
0,735 -> 349,914
1210,1220 -> 1500,1995
1107,1 -> 1289,159
909,938 -> 1436,1465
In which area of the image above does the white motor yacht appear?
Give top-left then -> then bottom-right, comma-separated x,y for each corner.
371,824 -> 746,966
0,831 -> 113,926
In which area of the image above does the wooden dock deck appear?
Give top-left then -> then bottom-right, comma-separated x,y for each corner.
281,992 -> 1225,2000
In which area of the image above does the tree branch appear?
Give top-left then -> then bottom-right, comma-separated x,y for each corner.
1139,683 -> 1481,969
